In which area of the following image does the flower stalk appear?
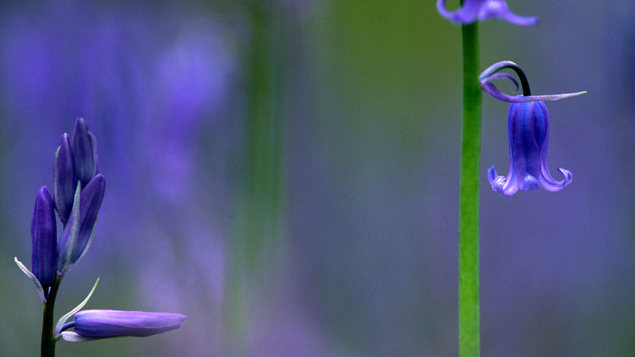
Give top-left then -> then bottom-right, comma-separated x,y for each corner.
459,21 -> 481,357
41,277 -> 61,357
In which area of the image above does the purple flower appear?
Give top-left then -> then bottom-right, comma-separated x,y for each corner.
487,101 -> 573,195
480,61 -> 585,196
437,0 -> 537,25
57,174 -> 106,274
31,186 -> 57,290
63,309 -> 186,339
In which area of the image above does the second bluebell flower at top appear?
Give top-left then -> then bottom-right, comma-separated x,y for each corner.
437,0 -> 537,25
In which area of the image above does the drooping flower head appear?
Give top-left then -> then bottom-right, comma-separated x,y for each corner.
480,61 -> 586,196
437,0 -> 537,26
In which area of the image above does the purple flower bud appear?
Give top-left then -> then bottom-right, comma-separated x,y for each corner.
70,310 -> 186,338
57,174 -> 105,274
488,101 -> 572,196
54,133 -> 76,225
71,118 -> 98,187
31,186 -> 57,289
437,0 -> 537,26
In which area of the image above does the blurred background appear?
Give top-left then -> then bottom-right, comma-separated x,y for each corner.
0,0 -> 633,356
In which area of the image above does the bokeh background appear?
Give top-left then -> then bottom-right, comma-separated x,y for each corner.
1,1 -> 633,356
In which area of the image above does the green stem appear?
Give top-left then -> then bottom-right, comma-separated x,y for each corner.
223,1 -> 285,354
459,22 -> 481,357
41,277 -> 62,357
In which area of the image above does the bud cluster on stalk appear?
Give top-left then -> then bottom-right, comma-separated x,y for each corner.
30,118 -> 105,295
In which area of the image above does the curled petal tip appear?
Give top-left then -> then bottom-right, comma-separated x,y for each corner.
487,166 -> 498,185
539,167 -> 573,192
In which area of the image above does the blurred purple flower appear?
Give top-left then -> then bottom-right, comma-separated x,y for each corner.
480,61 -> 584,196
437,0 -> 537,25
57,174 -> 105,274
62,309 -> 186,339
31,186 -> 57,291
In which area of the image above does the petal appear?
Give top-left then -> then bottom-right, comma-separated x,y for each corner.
437,0 -> 483,24
488,166 -> 519,196
478,0 -> 537,26
520,173 -> 539,191
538,167 -> 573,192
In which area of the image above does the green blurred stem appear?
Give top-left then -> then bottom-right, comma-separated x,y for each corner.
41,277 -> 61,357
224,1 -> 285,354
459,22 -> 481,357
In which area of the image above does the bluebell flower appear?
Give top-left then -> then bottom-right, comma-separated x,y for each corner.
480,61 -> 585,196
31,186 -> 57,291
57,174 -> 106,274
437,0 -> 537,25
60,309 -> 186,340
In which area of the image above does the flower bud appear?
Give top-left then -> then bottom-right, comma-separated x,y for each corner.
54,133 -> 76,225
31,186 -> 57,289
57,174 -> 105,274
71,118 -> 98,187
67,310 -> 186,339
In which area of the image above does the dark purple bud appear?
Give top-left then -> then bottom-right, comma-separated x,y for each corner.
70,310 -> 186,338
57,174 -> 105,274
54,133 -> 76,225
71,118 -> 98,187
31,186 -> 57,289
